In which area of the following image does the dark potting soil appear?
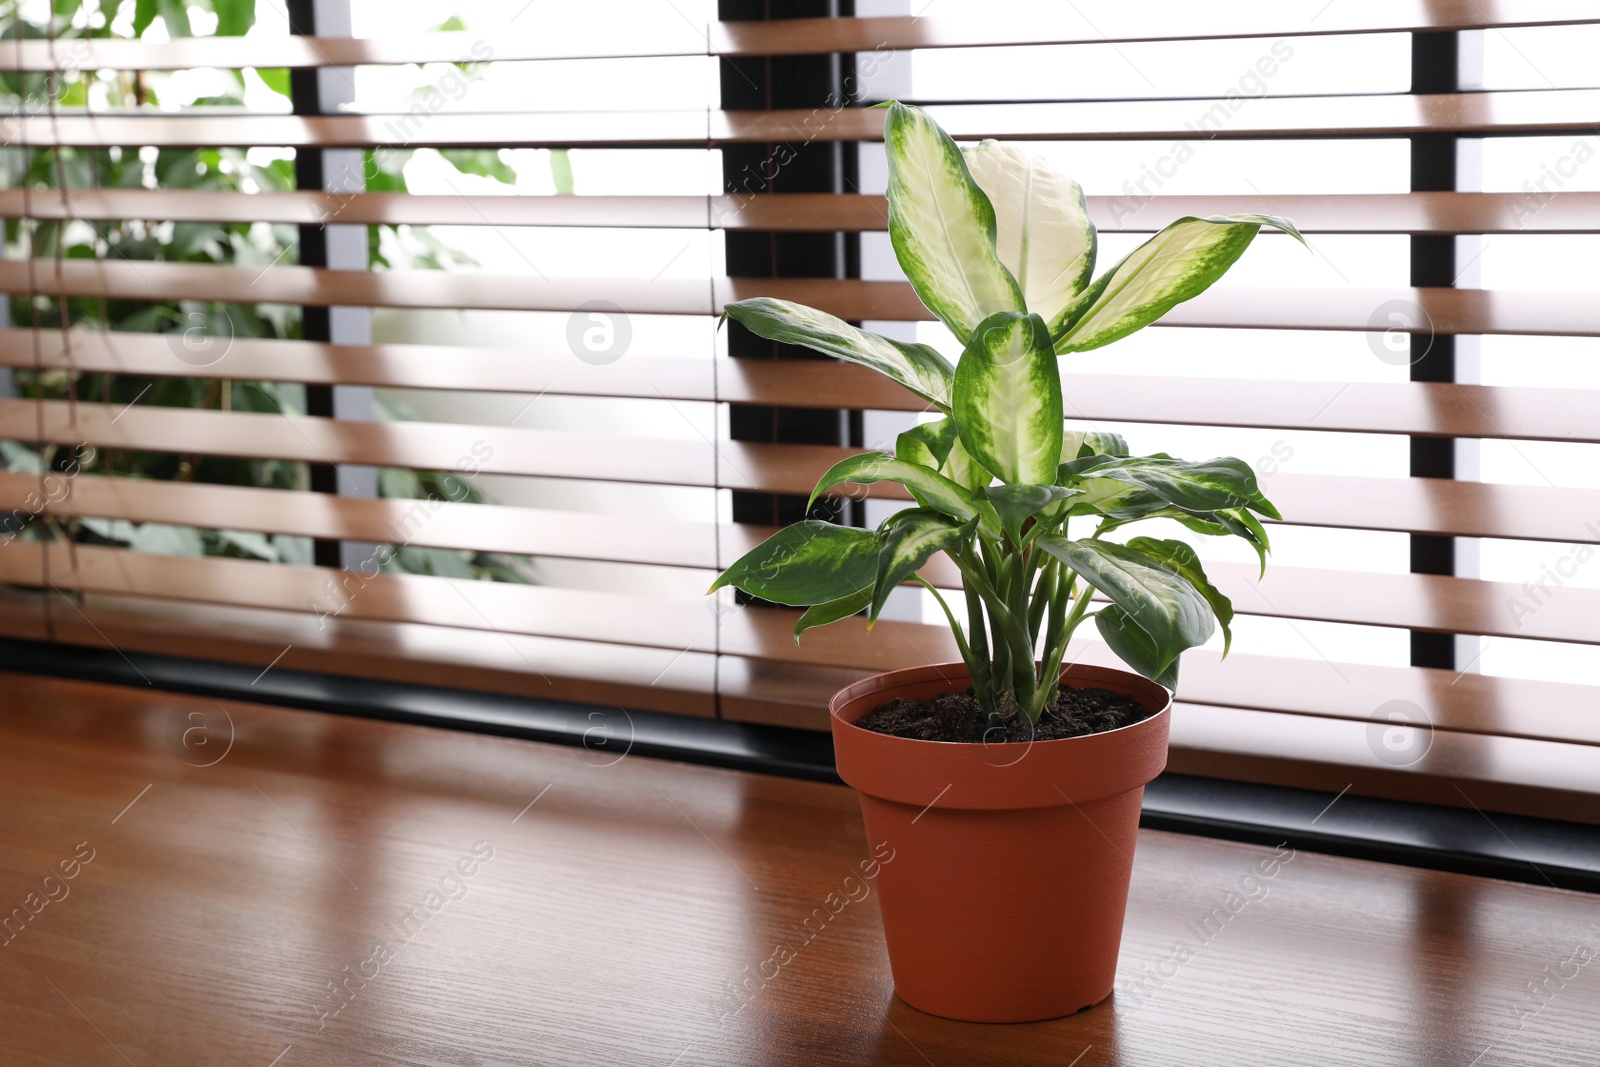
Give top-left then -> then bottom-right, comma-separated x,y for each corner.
853,683 -> 1151,744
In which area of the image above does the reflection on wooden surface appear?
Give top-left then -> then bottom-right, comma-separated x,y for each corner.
0,671 -> 1593,1066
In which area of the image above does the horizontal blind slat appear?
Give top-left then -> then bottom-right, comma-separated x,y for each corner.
8,330 -> 1595,443
4,261 -> 1599,335
6,400 -> 1595,543
13,90 -> 1600,149
0,471 -> 720,566
714,643 -> 1600,747
8,543 -> 1596,733
9,189 -> 1600,235
6,5 -> 1597,69
0,588 -> 716,716
10,534 -> 1594,671
1,543 -> 719,650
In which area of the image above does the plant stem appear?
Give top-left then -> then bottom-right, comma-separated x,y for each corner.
917,575 -> 992,715
958,543 -> 1033,716
963,580 -> 993,711
1027,557 -> 1054,644
1026,567 -> 1072,721
1060,576 -> 1095,643
1006,550 -> 1038,711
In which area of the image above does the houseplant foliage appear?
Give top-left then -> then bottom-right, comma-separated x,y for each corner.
2,0 -> 531,582
712,102 -> 1300,718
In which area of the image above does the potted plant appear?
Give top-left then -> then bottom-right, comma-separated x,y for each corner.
709,102 -> 1297,1023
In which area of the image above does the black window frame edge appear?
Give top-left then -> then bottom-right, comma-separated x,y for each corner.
2,636 -> 1596,895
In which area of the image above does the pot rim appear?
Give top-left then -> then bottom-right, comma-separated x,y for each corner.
828,660 -> 1172,748
828,661 -> 1173,810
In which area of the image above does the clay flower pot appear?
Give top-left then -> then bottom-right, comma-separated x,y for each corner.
830,660 -> 1172,1023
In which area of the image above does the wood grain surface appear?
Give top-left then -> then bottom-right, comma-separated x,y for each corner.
0,671 -> 1593,1066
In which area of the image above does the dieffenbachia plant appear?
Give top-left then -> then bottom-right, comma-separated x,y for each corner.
710,102 -> 1300,723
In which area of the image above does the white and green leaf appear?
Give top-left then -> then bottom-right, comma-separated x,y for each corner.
895,416 -> 960,470
870,510 -> 972,622
962,138 -> 1096,326
943,434 -> 993,493
722,297 -> 955,409
1053,214 -> 1304,353
980,483 -> 1082,544
1123,536 -> 1234,656
1060,428 -> 1129,462
883,102 -> 1024,343
952,311 -> 1063,486
1036,534 -> 1214,672
1096,605 -> 1181,691
709,520 -> 879,606
1060,455 -> 1280,519
808,452 -> 998,534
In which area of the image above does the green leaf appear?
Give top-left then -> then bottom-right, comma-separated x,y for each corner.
1061,472 -> 1273,573
549,148 -> 575,194
944,435 -> 992,493
256,67 -> 292,99
708,521 -> 879,607
952,311 -> 1063,485
979,484 -> 1081,544
962,139 -> 1096,326
794,587 -> 873,644
870,510 -> 970,622
130,523 -> 205,556
214,0 -> 256,36
214,528 -> 279,561
157,0 -> 193,37
1061,429 -> 1128,461
723,297 -> 955,410
1124,536 -> 1234,656
1216,506 -> 1273,576
1096,605 -> 1181,690
1060,455 -> 1278,518
895,416 -> 960,470
808,453 -> 982,526
1036,535 -> 1214,670
1053,214 -> 1303,353
364,148 -> 412,193
883,102 -> 1024,343
439,148 -> 518,185
133,0 -> 158,35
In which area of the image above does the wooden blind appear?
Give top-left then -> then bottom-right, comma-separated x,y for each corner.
4,4 -> 1598,823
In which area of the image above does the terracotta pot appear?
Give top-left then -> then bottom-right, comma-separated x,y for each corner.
830,661 -> 1172,1023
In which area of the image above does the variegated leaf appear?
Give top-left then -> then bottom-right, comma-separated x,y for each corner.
944,434 -> 993,493
1035,534 -> 1214,669
870,510 -> 971,621
1096,605 -> 1181,690
883,102 -> 1024,343
723,297 -> 955,409
708,520 -> 878,606
952,311 -> 1063,486
808,452 -> 998,534
963,139 -> 1096,326
980,483 -> 1082,543
1124,536 -> 1234,656
1060,429 -> 1129,462
1059,454 -> 1280,519
895,416 -> 960,470
1053,214 -> 1303,353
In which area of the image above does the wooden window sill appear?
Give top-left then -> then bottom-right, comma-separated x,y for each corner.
0,672 -> 1592,1065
